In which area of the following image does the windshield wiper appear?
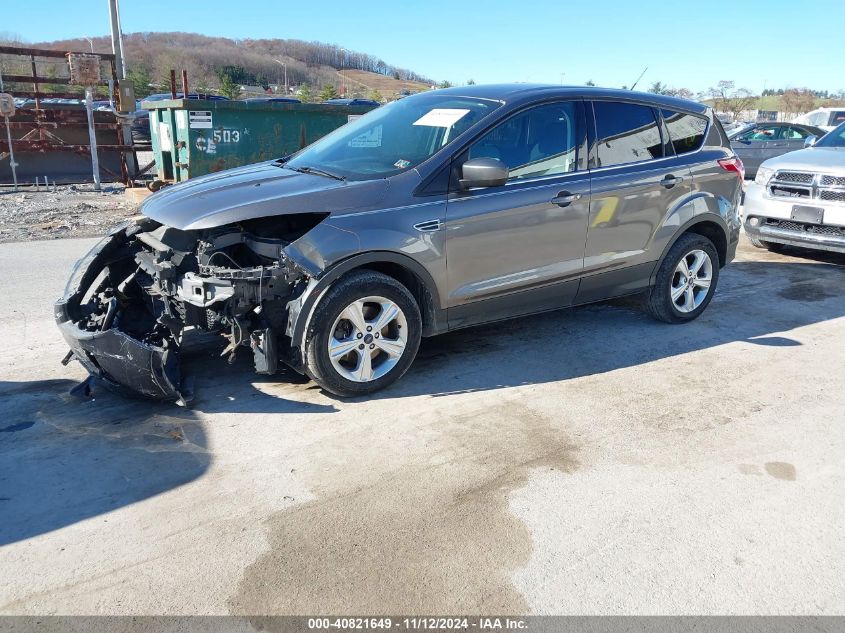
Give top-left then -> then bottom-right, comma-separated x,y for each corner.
288,165 -> 345,181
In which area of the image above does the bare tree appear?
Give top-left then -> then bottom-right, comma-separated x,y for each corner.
781,88 -> 816,115
707,80 -> 756,120
667,87 -> 694,99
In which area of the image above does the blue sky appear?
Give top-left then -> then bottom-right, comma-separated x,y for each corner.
4,0 -> 842,94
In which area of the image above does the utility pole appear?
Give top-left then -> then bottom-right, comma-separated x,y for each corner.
0,72 -> 19,191
107,0 -> 126,80
273,59 -> 288,94
84,87 -> 102,191
107,0 -> 135,184
84,37 -> 95,53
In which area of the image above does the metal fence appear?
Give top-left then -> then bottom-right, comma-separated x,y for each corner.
0,45 -> 139,187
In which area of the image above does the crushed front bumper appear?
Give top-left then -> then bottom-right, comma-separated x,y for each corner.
54,223 -> 185,402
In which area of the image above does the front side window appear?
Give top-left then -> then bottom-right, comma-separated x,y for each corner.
467,101 -> 581,180
661,109 -> 708,154
784,126 -> 809,140
284,94 -> 501,181
593,101 -> 663,167
736,125 -> 779,141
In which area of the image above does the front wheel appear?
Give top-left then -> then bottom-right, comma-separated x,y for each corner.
304,270 -> 422,397
748,235 -> 783,251
646,233 -> 720,324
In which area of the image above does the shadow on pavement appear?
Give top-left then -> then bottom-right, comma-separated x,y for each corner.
343,257 -> 845,400
0,379 -> 209,546
177,257 -> 845,404
2,256 -> 842,545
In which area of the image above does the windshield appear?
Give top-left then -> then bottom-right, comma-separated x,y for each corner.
284,94 -> 502,181
815,122 -> 845,148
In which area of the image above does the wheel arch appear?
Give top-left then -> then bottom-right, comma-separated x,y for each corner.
651,216 -> 729,287
289,251 -> 445,362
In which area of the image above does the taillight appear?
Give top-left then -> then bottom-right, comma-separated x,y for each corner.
718,156 -> 745,180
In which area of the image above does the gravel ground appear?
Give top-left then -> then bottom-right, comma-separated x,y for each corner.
0,184 -> 140,244
0,152 -> 160,243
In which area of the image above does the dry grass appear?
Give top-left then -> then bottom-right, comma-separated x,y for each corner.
338,70 -> 431,98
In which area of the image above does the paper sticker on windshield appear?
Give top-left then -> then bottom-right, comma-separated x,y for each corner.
394,159 -> 411,169
348,124 -> 382,148
413,108 -> 470,128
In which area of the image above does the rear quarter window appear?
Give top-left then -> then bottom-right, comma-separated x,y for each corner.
661,109 -> 708,154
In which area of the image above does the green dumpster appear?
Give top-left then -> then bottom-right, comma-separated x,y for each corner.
143,99 -> 376,183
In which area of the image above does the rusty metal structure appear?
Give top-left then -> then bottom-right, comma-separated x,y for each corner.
0,45 -> 138,185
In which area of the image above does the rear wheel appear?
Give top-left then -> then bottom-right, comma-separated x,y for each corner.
646,233 -> 720,324
304,270 -> 421,397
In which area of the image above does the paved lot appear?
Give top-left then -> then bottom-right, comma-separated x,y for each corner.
0,235 -> 843,615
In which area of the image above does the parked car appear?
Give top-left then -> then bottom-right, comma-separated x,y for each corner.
55,85 -> 742,402
792,107 -> 845,132
243,97 -> 301,104
744,121 -> 845,254
729,122 -> 827,178
323,98 -> 381,107
723,120 -> 750,136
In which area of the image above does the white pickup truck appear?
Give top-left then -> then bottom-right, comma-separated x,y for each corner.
744,122 -> 845,254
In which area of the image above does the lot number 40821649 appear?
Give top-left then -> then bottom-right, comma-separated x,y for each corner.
212,129 -> 240,143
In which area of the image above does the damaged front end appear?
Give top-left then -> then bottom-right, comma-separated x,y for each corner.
54,214 -> 325,404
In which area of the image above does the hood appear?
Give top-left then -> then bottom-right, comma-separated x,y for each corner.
761,146 -> 845,174
140,161 -> 389,230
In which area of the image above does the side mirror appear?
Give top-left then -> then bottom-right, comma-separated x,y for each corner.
804,135 -> 817,148
459,157 -> 509,190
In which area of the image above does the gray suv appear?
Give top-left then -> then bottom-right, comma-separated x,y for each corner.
55,85 -> 742,402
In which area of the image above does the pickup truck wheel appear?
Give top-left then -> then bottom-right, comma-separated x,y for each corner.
304,270 -> 421,397
748,236 -> 783,251
646,233 -> 720,324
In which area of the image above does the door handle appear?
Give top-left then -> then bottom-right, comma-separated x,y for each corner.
551,191 -> 582,207
660,175 -> 684,189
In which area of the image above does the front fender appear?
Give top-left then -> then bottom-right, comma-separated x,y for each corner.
283,250 -> 446,370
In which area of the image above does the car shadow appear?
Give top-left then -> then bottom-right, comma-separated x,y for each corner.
302,257 -> 844,402
0,360 -> 337,545
0,379 -> 210,546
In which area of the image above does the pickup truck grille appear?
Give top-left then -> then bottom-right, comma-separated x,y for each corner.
775,171 -> 814,184
820,190 -> 845,203
769,170 -> 845,205
821,175 -> 845,187
765,218 -> 845,237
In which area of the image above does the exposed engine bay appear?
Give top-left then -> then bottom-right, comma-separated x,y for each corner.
54,214 -> 327,404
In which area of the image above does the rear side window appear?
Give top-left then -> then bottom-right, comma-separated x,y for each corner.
593,101 -> 663,167
832,111 -> 845,126
661,109 -> 708,154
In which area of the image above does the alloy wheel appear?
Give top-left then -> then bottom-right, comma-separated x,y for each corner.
670,249 -> 713,313
328,296 -> 409,382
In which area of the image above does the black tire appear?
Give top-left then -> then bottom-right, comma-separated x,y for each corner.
646,233 -> 720,324
304,270 -> 422,397
748,235 -> 783,251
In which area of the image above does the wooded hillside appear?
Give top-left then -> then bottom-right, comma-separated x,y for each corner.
29,32 -> 435,99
